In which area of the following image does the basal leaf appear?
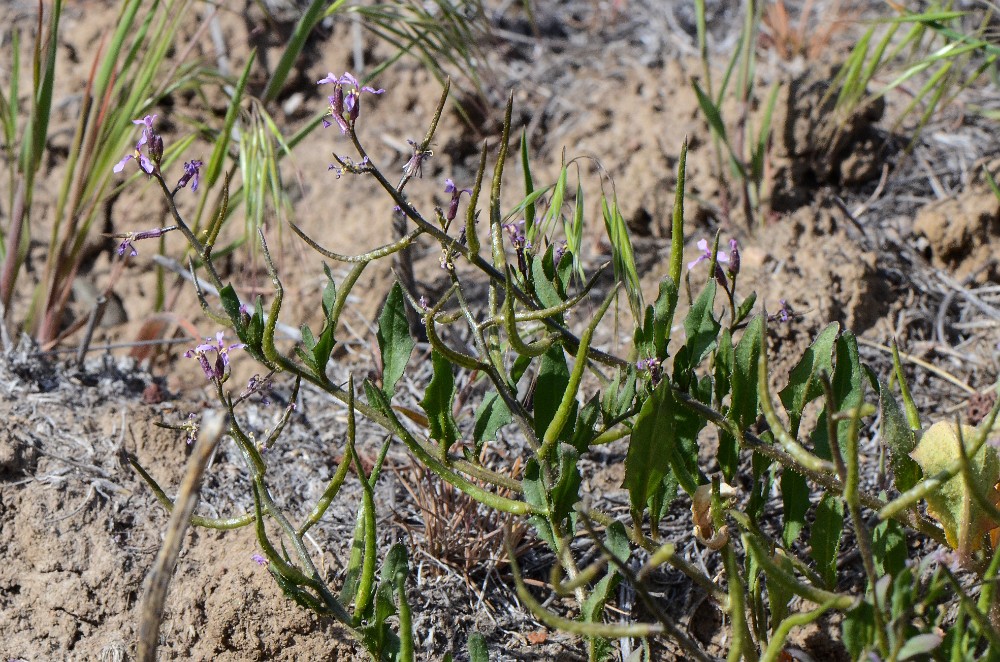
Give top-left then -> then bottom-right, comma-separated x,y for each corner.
468,632 -> 490,662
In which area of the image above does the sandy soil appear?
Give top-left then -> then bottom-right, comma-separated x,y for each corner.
2,0 -> 999,660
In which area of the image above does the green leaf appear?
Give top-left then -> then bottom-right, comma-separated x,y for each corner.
877,380 -> 921,493
378,283 -> 415,396
652,277 -> 679,360
522,458 -> 553,547
581,521 -> 630,627
473,391 -> 512,452
551,445 -> 581,526
531,253 -> 565,310
872,519 -> 907,578
779,322 -> 839,437
731,315 -> 763,431
625,380 -> 699,510
647,471 -> 680,529
715,330 -> 737,480
781,469 -> 809,547
468,632 -> 490,662
897,634 -> 942,660
764,550 -> 795,631
321,263 -> 337,318
810,493 -> 845,589
601,194 -> 642,320
520,128 -> 535,231
682,279 -> 720,369
807,332 -> 863,462
842,601 -> 876,659
419,351 -> 459,455
570,395 -> 601,453
748,442 -> 774,523
219,284 -> 245,339
735,292 -> 757,326
534,346 -> 570,439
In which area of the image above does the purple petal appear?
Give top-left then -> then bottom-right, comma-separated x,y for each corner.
687,255 -> 707,271
317,72 -> 339,85
338,72 -> 359,87
138,154 -> 154,174
361,86 -> 385,95
444,178 -> 456,193
113,154 -> 133,174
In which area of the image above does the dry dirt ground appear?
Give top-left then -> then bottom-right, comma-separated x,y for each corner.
2,1 -> 1000,660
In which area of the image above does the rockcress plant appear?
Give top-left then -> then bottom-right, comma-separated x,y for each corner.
117,66 -> 1000,662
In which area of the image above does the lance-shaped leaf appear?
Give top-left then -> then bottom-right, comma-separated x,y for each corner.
378,282 -> 415,396
624,380 -> 698,512
779,322 -> 839,437
877,379 -> 922,493
420,350 -> 459,455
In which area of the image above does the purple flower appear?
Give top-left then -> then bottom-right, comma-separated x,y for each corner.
328,155 -> 369,179
114,226 -> 175,257
553,240 -> 568,264
402,139 -> 432,179
176,160 -> 203,192
768,299 -> 794,325
240,373 -> 273,406
503,220 -> 532,277
727,238 -> 740,276
251,553 -> 267,566
183,412 -> 199,445
636,357 -> 662,385
444,178 -> 472,222
317,72 -> 384,134
114,114 -> 159,176
184,331 -> 245,380
687,238 -> 730,271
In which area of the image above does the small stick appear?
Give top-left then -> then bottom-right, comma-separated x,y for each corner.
76,296 -> 107,369
135,411 -> 227,662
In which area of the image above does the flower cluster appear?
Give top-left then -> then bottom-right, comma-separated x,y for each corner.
113,115 -> 203,194
184,332 -> 245,381
317,72 -> 384,134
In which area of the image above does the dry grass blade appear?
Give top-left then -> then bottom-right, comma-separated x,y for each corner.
393,454 -> 532,583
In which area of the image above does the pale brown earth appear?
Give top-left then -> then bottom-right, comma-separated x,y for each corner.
2,1 -> 999,660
